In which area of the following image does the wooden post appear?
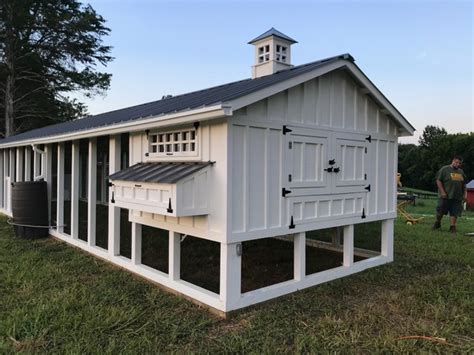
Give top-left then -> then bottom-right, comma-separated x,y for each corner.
294,232 -> 306,281
220,243 -> 241,311
343,224 -> 354,267
57,143 -> 65,233
108,135 -> 121,256
381,219 -> 394,262
0,151 -> 3,209
44,145 -> 53,225
169,231 -> 181,280
9,148 -> 15,183
3,150 -> 8,210
24,147 -> 31,181
71,141 -> 80,239
87,138 -> 97,246
16,147 -> 23,182
131,222 -> 142,265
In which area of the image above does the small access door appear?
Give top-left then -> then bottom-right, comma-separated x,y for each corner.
332,132 -> 369,193
285,126 -> 332,195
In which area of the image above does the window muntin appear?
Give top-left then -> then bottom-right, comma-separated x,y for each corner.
149,128 -> 197,157
276,44 -> 287,63
258,44 -> 270,63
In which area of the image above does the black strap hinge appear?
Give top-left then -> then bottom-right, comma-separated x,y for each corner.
289,216 -> 296,229
145,152 -> 149,157
167,198 -> 173,213
282,188 -> 292,197
282,126 -> 292,135
111,191 -> 115,204
193,121 -> 200,130
361,208 -> 366,219
108,181 -> 113,187
365,135 -> 372,143
365,184 -> 371,192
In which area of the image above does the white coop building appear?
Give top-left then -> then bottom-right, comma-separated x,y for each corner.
0,28 -> 414,314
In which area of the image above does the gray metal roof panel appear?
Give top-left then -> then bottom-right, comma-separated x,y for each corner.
109,161 -> 213,184
248,28 -> 298,44
0,54 -> 350,146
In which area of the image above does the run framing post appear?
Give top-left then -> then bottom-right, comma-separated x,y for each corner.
220,243 -> 241,311
0,151 -> 3,209
131,222 -> 142,265
44,145 -> 53,225
16,147 -> 23,182
3,150 -> 9,211
57,143 -> 65,234
294,232 -> 306,281
381,219 -> 394,262
9,148 -> 16,183
24,147 -> 31,181
108,135 -> 121,256
343,224 -> 354,267
71,141 -> 80,239
169,231 -> 181,281
87,138 -> 97,247
33,148 -> 40,179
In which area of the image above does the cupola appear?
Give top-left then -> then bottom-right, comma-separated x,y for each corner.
248,28 -> 297,79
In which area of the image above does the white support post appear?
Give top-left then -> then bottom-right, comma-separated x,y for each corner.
57,143 -> 65,234
294,232 -> 306,281
71,141 -> 80,239
131,222 -> 142,265
381,219 -> 394,262
33,148 -> 40,179
44,145 -> 53,225
220,243 -> 241,311
169,231 -> 181,280
343,224 -> 354,267
0,151 -> 3,209
3,150 -> 8,210
24,147 -> 31,181
16,147 -> 24,182
9,148 -> 15,183
87,138 -> 97,246
108,135 -> 121,256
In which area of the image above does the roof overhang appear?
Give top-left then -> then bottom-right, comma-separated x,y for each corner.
0,104 -> 232,148
225,59 -> 415,137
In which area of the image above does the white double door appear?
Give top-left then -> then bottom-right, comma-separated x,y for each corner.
284,126 -> 370,196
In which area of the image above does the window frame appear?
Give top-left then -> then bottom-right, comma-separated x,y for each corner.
148,127 -> 199,158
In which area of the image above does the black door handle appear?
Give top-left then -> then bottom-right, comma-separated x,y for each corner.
324,167 -> 333,172
328,159 -> 336,165
333,167 -> 340,173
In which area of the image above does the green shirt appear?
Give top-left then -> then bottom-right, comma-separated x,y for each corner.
436,165 -> 467,200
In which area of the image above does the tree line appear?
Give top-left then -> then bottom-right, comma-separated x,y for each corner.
398,125 -> 473,191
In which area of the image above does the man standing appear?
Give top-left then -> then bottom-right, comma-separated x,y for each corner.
432,156 -> 467,234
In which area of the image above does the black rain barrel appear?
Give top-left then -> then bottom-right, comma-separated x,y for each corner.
11,181 -> 49,239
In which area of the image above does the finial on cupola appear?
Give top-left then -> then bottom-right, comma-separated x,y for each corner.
248,27 -> 297,79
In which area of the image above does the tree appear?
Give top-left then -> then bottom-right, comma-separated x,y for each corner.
0,0 -> 113,137
418,125 -> 447,148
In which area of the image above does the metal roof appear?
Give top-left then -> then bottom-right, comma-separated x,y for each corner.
0,54 -> 346,146
248,28 -> 298,44
109,161 -> 213,184
467,180 -> 474,189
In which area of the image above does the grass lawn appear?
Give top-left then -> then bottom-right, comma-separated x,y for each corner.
1,199 -> 473,353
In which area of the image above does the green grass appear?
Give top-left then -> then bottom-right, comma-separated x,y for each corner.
1,200 -> 473,353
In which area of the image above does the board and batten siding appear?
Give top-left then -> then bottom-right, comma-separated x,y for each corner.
228,69 -> 398,242
127,120 -> 228,242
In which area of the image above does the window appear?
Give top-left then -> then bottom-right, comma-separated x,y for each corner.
258,44 -> 270,63
149,128 -> 197,157
276,44 -> 287,63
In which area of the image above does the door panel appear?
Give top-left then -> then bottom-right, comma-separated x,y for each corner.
333,132 -> 368,192
287,128 -> 330,193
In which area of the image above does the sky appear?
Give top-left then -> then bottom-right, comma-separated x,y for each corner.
77,0 -> 473,144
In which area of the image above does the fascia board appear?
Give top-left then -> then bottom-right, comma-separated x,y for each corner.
0,105 -> 230,148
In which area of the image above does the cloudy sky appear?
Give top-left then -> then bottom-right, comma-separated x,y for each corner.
78,0 -> 473,144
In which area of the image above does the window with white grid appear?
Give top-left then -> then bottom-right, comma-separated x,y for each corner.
275,45 -> 287,63
258,44 -> 270,63
149,129 -> 197,157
